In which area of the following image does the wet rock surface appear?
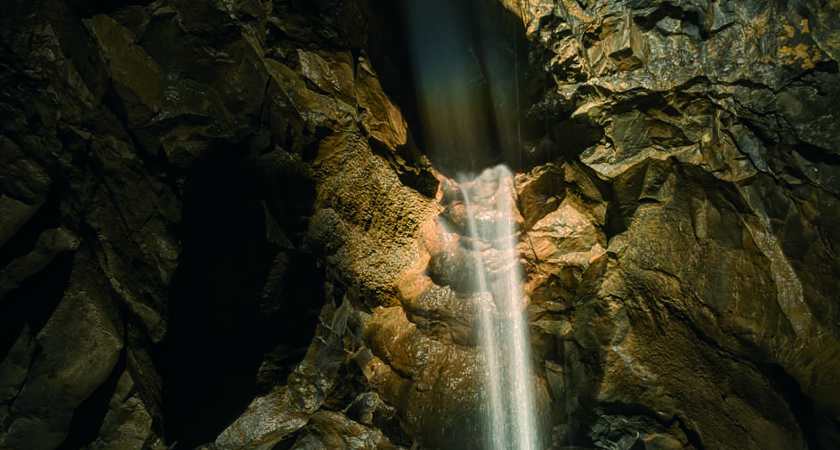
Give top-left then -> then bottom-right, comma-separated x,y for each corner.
1,0 -> 839,450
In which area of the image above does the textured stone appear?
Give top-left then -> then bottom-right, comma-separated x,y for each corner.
289,410 -> 400,450
85,15 -> 163,126
0,252 -> 123,450
0,228 -> 80,301
215,300 -> 355,450
85,371 -> 165,450
355,56 -> 408,151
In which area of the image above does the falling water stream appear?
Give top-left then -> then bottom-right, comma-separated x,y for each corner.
459,166 -> 539,450
398,1 -> 540,446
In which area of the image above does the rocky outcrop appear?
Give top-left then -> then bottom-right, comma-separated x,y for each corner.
1,0 -> 440,447
1,0 -> 839,449
501,1 -> 840,448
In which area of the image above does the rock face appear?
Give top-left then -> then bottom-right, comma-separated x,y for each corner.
500,0 -> 840,448
0,1 -> 839,450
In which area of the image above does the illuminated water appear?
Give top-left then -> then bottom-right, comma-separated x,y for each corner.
459,165 -> 539,450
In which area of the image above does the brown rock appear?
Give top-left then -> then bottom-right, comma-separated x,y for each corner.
355,57 -> 408,152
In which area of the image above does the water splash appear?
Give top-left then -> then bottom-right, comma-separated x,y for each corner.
458,165 -> 539,450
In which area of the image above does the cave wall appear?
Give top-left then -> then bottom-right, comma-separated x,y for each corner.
501,1 -> 840,448
0,0 -> 839,450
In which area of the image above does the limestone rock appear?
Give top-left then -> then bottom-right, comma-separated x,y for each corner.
355,56 -> 408,152
289,411 -> 401,450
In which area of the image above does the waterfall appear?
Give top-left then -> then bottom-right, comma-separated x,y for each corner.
459,165 -> 539,450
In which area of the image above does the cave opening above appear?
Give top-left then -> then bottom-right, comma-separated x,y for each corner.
366,0 -> 542,176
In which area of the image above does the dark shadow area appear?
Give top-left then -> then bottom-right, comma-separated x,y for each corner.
0,252 -> 74,361
0,190 -> 62,273
158,144 -> 325,447
763,363 -> 840,450
0,190 -> 69,361
159,147 -> 272,446
366,0 -> 544,175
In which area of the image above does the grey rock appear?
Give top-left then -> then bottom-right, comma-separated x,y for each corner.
83,371 -> 164,450
0,251 -> 123,450
0,228 -> 80,301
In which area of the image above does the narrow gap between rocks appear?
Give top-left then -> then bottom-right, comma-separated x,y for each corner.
0,190 -> 68,361
56,351 -> 127,449
157,144 -> 325,447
